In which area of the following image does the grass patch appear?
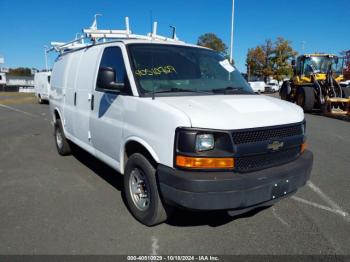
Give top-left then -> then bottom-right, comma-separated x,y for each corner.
0,92 -> 36,105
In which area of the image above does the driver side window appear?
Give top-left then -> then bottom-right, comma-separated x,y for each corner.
96,47 -> 130,93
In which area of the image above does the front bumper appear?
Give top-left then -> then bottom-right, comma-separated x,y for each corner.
157,150 -> 313,211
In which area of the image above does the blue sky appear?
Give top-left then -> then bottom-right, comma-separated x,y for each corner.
0,0 -> 349,72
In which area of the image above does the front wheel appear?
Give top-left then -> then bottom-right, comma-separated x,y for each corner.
124,153 -> 172,226
280,81 -> 291,101
296,86 -> 315,112
341,86 -> 350,98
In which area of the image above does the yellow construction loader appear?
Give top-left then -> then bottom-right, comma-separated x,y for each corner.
280,54 -> 350,115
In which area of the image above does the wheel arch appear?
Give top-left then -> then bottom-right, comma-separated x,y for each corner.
121,137 -> 160,175
52,107 -> 62,123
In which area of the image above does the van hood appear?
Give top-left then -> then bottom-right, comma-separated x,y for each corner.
157,95 -> 304,130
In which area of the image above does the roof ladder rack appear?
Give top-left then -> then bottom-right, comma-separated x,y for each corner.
48,16 -> 184,54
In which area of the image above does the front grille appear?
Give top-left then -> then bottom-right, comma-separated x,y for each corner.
235,147 -> 300,173
232,124 -> 303,144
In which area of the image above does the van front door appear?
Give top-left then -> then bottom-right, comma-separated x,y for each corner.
89,46 -> 130,170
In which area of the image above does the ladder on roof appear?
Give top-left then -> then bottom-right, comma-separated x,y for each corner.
48,16 -> 183,54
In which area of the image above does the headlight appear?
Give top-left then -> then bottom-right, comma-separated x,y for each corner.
175,128 -> 234,170
195,134 -> 214,152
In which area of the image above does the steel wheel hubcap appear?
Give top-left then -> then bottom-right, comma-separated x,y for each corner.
129,168 -> 150,211
56,129 -> 63,149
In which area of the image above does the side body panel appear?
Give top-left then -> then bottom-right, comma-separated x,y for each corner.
50,54 -> 71,126
120,97 -> 191,174
73,46 -> 102,149
64,51 -> 83,136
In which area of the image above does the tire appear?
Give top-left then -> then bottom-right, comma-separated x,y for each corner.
124,153 -> 172,226
296,86 -> 315,112
341,86 -> 350,98
54,119 -> 71,156
38,94 -> 43,104
280,81 -> 291,101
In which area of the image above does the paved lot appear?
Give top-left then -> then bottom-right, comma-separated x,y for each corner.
0,92 -> 349,255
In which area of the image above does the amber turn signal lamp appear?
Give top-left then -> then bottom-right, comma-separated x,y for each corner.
301,143 -> 307,153
176,156 -> 235,169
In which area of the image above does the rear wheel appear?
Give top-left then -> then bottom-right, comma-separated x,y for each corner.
296,86 -> 315,112
124,153 -> 172,226
38,94 -> 43,104
54,119 -> 71,156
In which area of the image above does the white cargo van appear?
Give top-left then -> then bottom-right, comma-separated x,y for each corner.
0,72 -> 6,87
249,80 -> 265,93
49,22 -> 313,226
34,71 -> 51,104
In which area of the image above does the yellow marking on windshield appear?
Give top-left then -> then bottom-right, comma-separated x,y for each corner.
135,65 -> 177,77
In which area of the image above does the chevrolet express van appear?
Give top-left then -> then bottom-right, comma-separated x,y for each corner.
34,71 -> 51,104
50,38 -> 313,226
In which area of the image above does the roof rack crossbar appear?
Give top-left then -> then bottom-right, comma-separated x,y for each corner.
49,16 -> 184,54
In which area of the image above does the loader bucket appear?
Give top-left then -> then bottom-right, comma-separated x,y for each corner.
323,97 -> 350,115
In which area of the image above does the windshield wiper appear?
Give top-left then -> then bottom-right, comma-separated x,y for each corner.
153,87 -> 211,94
212,86 -> 251,94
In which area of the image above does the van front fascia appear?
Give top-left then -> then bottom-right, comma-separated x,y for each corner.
174,121 -> 306,173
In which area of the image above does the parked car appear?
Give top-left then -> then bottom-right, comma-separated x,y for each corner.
34,71 -> 51,104
339,80 -> 350,88
248,81 -> 265,93
50,35 -> 313,226
265,81 -> 280,93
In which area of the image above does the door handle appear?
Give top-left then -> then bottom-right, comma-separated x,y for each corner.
74,92 -> 77,106
91,94 -> 94,111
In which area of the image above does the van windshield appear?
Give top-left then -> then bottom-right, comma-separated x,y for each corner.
128,44 -> 253,96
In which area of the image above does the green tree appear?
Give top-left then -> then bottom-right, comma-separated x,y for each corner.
271,37 -> 297,81
246,46 -> 266,80
262,39 -> 274,80
8,67 -> 32,76
246,37 -> 297,81
197,33 -> 228,56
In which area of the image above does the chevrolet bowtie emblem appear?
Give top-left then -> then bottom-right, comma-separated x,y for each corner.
267,141 -> 284,151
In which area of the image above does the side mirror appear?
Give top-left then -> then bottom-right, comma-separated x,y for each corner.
97,67 -> 125,91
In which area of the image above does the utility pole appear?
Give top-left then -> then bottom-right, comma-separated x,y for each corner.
44,46 -> 48,71
229,0 -> 235,64
248,64 -> 251,81
301,41 -> 306,54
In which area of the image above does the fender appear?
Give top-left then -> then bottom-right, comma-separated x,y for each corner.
52,106 -> 62,124
52,107 -> 69,136
120,136 -> 160,174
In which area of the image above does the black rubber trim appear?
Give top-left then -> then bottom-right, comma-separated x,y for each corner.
157,151 -> 313,210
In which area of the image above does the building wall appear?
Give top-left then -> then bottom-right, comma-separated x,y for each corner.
6,75 -> 34,86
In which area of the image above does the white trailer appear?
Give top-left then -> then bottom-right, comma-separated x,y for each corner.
34,71 -> 51,103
